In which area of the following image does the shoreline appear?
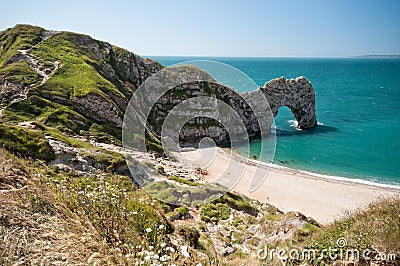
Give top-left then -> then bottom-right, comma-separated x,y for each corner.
224,147 -> 400,192
251,156 -> 400,191
180,147 -> 400,225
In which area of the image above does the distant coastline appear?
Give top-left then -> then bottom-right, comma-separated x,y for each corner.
353,55 -> 400,58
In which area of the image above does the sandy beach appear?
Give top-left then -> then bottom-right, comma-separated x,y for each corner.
180,147 -> 400,225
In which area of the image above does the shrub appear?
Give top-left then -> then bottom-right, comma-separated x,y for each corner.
200,202 -> 230,222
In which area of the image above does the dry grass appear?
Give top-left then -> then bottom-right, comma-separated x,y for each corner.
1,146 -> 399,266
0,149 -> 110,265
293,195 -> 400,265
0,148 -> 210,265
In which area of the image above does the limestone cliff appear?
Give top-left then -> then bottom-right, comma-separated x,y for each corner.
148,75 -> 317,145
261,76 -> 317,129
0,24 -> 317,148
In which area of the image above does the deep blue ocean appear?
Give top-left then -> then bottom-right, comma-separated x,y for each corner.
150,56 -> 400,186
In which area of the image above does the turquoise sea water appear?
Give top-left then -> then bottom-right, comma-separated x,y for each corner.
151,56 -> 400,186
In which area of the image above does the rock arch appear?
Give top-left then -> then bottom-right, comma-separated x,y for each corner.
260,76 -> 317,129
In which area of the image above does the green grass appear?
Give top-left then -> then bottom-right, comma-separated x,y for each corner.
200,202 -> 230,222
0,124 -> 54,161
0,24 -> 44,66
211,192 -> 258,216
0,60 -> 40,85
169,175 -> 200,186
84,148 -> 127,173
166,206 -> 190,221
0,25 -> 164,155
30,32 -> 124,100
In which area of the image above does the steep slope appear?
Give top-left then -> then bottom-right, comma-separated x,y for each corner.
0,24 -> 162,143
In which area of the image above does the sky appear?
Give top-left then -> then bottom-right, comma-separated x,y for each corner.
1,0 -> 399,57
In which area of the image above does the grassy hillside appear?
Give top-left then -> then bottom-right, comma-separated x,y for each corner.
0,24 -> 163,151
0,147 -> 399,265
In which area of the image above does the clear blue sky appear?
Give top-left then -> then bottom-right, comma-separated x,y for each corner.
1,0 -> 399,57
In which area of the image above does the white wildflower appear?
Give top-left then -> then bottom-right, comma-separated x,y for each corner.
160,255 -> 170,262
181,245 -> 190,258
145,228 -> 152,233
166,247 -> 175,253
158,224 -> 165,230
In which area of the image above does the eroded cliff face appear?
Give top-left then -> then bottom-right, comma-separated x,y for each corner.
147,76 -> 317,145
0,25 -> 316,147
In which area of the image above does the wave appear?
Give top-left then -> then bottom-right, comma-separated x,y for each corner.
287,119 -> 298,127
287,119 -> 325,127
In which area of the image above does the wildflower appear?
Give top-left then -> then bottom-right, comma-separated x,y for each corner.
160,254 -> 170,262
144,255 -> 151,261
181,245 -> 190,258
149,245 -> 154,250
166,247 -> 175,253
158,224 -> 165,230
145,228 -> 152,233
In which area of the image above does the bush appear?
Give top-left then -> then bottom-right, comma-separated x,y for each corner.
200,202 -> 230,222
215,192 -> 258,216
177,225 -> 200,247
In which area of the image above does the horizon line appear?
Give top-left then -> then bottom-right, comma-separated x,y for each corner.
144,54 -> 400,59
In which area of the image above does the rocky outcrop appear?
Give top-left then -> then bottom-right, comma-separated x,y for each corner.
147,75 -> 317,145
261,76 -> 317,129
72,93 -> 124,127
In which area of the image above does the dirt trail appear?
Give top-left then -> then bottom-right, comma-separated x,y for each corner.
0,31 -> 61,117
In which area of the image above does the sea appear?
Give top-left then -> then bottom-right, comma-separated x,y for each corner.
150,56 -> 400,187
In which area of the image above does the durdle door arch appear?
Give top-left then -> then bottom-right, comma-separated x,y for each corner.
261,76 -> 317,130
